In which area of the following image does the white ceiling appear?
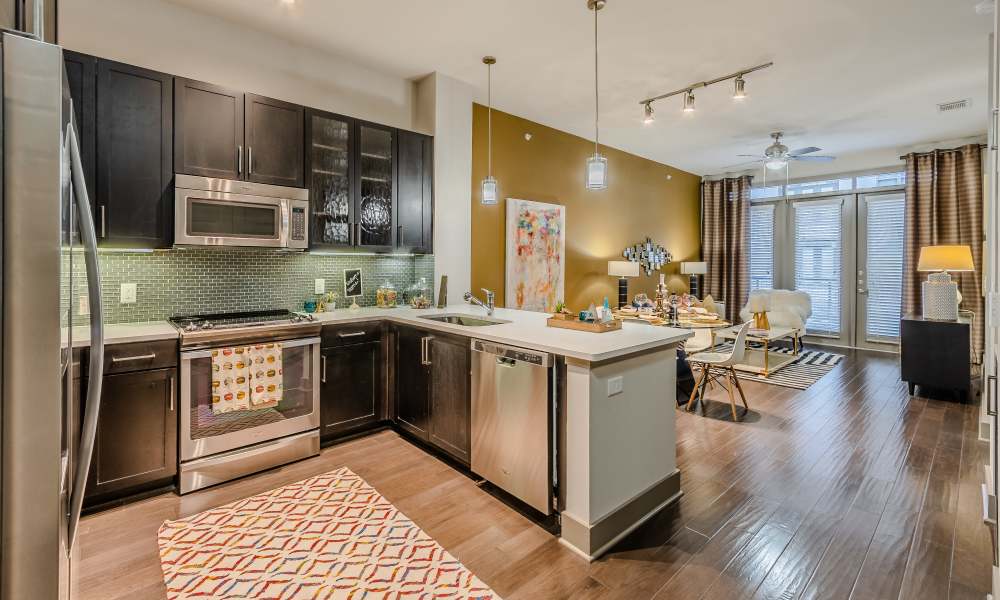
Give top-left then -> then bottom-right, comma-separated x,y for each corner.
168,0 -> 992,177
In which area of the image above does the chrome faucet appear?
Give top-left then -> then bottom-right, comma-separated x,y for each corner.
464,288 -> 495,315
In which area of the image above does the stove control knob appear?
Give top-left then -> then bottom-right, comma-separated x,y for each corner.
202,322 -> 214,330
184,323 -> 199,332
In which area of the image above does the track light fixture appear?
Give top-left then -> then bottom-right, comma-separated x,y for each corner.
682,91 -> 695,113
638,61 -> 772,117
643,102 -> 655,124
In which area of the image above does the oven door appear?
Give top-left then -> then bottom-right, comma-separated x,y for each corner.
180,337 -> 320,461
174,187 -> 288,248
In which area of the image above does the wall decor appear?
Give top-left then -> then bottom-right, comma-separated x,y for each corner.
505,199 -> 565,312
623,237 -> 672,275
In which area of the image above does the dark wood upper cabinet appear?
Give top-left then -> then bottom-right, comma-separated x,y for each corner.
428,333 -> 471,464
84,367 -> 177,506
396,130 -> 433,254
246,93 -> 304,187
395,326 -> 431,441
306,109 -> 355,249
63,50 -> 97,217
356,122 -> 396,250
320,341 -> 381,439
174,78 -> 244,181
96,60 -> 173,248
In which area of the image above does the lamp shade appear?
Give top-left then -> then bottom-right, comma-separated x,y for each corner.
608,261 -> 640,278
917,245 -> 974,272
680,261 -> 707,275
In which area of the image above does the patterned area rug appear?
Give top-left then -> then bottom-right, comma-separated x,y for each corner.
157,467 -> 499,599
697,344 -> 844,390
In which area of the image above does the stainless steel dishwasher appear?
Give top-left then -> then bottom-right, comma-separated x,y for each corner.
470,339 -> 553,515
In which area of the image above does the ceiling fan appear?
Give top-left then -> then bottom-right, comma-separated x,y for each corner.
725,131 -> 836,172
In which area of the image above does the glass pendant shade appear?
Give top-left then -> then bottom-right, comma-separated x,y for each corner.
764,158 -> 787,171
481,176 -> 498,205
586,153 -> 608,190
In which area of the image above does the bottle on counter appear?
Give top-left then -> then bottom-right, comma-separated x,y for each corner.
376,281 -> 398,308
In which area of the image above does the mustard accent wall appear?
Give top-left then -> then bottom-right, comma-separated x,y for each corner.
471,104 -> 702,312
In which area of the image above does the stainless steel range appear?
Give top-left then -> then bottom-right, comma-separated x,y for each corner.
170,310 -> 322,493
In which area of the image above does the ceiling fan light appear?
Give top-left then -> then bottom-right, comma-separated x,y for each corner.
733,76 -> 746,100
682,91 -> 695,112
586,153 -> 608,190
643,103 -> 655,125
765,158 -> 787,171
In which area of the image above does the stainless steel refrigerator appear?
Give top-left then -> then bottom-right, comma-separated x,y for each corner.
0,31 -> 105,599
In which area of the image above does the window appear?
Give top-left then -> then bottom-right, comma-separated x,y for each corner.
750,185 -> 782,200
749,204 -> 775,290
793,200 -> 842,335
857,171 -> 906,189
785,178 -> 852,196
864,194 -> 906,341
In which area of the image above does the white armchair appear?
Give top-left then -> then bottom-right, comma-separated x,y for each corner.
739,289 -> 812,331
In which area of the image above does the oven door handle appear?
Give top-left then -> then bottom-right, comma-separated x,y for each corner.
180,336 -> 322,359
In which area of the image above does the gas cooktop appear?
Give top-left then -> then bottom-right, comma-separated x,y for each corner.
168,309 -> 315,333
169,310 -> 320,349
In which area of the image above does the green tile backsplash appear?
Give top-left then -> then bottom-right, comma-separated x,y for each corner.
68,248 -> 435,324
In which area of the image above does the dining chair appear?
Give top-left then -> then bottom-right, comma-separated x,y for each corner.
685,322 -> 751,421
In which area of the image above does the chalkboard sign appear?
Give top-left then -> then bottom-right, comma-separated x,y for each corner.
344,269 -> 363,298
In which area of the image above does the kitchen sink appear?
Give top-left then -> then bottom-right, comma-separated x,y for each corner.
419,313 -> 509,327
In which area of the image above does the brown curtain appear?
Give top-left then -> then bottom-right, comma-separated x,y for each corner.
701,176 -> 751,323
902,144 -> 984,363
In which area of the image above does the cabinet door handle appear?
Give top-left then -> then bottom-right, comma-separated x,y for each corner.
421,336 -> 433,366
337,331 -> 366,338
988,374 -> 998,416
321,355 -> 327,383
398,225 -> 403,245
169,375 -> 175,412
355,222 -> 361,245
99,205 -> 106,238
248,146 -> 253,175
237,145 -> 243,176
110,353 -> 156,363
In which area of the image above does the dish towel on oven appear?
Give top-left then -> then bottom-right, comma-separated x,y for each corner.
211,346 -> 251,415
247,342 -> 283,410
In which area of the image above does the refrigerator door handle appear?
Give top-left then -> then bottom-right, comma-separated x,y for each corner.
66,124 -> 105,551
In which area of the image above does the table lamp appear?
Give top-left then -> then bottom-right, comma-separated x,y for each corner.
680,262 -> 707,298
917,245 -> 974,320
608,261 -> 641,309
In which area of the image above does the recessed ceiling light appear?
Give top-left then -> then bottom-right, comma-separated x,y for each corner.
976,0 -> 994,15
279,0 -> 295,6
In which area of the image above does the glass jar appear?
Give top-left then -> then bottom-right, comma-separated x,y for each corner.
376,281 -> 398,308
406,277 -> 431,309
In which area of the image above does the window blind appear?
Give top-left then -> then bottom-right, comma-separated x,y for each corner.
749,204 -> 775,291
864,194 -> 905,341
793,200 -> 842,335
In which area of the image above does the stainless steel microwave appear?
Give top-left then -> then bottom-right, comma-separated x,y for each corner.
174,174 -> 309,249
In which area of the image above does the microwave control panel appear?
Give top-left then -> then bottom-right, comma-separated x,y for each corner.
291,206 -> 306,241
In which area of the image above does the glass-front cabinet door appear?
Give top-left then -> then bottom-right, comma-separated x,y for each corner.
307,110 -> 354,249
357,122 -> 395,249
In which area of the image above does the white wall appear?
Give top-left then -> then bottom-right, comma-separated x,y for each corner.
58,0 -> 414,129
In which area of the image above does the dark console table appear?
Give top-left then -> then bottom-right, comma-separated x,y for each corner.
900,314 -> 971,402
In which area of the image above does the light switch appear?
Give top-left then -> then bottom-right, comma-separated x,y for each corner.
607,376 -> 624,397
315,278 -> 326,294
120,283 -> 137,304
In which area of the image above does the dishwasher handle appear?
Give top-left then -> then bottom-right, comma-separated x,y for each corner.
471,339 -> 551,368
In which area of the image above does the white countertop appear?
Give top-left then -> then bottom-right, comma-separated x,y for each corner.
70,306 -> 692,362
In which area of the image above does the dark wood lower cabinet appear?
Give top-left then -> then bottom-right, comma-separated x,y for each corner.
394,326 -> 471,464
84,367 -> 177,506
395,326 -> 431,441
428,334 -> 471,464
320,341 -> 382,439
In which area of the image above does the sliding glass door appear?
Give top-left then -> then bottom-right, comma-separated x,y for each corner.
856,192 -> 906,350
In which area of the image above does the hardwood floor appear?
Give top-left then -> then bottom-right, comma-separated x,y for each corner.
75,347 -> 994,599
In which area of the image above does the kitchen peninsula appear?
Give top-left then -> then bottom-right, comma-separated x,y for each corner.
71,305 -> 691,560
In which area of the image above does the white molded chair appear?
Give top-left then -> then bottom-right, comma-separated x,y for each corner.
685,322 -> 751,421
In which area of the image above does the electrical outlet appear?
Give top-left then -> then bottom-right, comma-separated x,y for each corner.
607,376 -> 624,397
120,283 -> 137,304
315,278 -> 325,294
78,295 -> 89,316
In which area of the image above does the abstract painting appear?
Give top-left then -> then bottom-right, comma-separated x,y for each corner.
505,199 -> 565,312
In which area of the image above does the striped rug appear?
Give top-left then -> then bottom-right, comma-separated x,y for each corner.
157,467 -> 499,599
698,344 -> 844,390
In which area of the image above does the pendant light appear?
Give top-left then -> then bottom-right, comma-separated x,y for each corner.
585,0 -> 607,190
481,56 -> 499,205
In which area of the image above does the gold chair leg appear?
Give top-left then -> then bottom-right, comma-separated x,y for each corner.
724,368 -> 738,421
687,366 -> 707,412
731,366 -> 749,409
